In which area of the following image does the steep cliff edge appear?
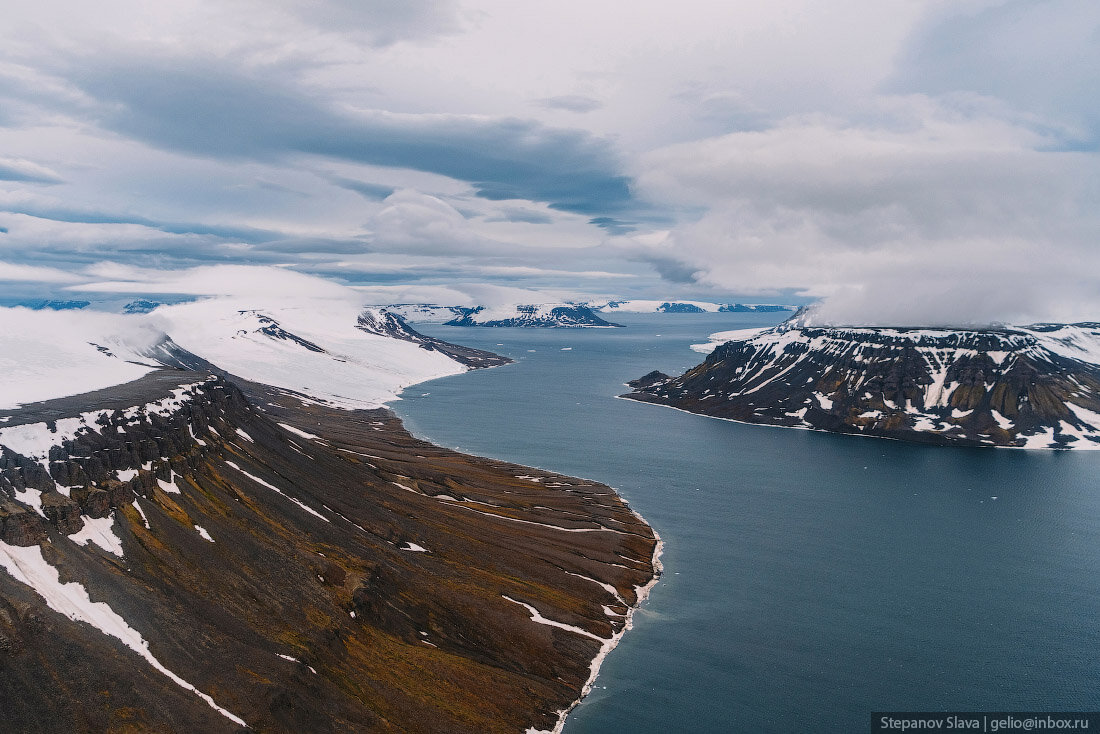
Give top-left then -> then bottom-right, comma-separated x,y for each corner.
0,370 -> 658,733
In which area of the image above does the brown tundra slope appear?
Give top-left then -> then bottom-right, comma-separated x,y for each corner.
0,369 -> 658,734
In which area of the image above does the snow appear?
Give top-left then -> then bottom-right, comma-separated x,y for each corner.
375,304 -> 460,323
0,541 -> 245,726
503,595 -> 603,641
690,328 -> 770,354
278,422 -> 320,440
1067,403 -> 1100,431
157,472 -> 182,494
153,298 -> 473,409
1021,427 -> 1057,448
234,428 -> 254,443
991,410 -> 1014,430
401,542 -> 429,552
815,393 -> 834,410
0,308 -> 163,409
194,525 -> 214,542
69,515 -> 125,556
223,460 -> 329,522
132,500 -> 151,529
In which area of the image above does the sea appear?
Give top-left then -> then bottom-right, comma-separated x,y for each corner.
392,312 -> 1100,733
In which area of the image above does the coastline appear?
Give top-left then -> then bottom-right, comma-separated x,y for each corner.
385,362 -> 664,734
615,394 -> 1097,452
530,524 -> 664,734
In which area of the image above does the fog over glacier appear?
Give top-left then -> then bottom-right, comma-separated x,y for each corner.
0,0 -> 1095,324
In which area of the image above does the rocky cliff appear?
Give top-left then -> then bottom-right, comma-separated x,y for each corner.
623,322 -> 1100,449
0,368 -> 658,733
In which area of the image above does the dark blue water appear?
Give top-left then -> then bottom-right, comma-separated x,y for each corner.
393,313 -> 1100,733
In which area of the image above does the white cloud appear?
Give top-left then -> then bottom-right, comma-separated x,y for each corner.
629,97 -> 1100,324
69,264 -> 362,300
0,261 -> 81,283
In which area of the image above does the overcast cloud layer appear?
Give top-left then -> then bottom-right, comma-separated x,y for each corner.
0,0 -> 1096,324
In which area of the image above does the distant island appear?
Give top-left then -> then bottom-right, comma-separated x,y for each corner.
623,317 -> 1100,449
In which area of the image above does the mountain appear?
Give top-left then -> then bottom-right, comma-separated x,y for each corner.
595,300 -> 794,314
0,302 -> 659,733
623,319 -> 1100,449
123,299 -> 163,314
22,299 -> 91,311
444,304 -> 623,328
356,309 -> 511,368
377,304 -> 465,323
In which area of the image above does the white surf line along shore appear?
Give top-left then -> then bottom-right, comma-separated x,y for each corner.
223,460 -> 330,522
0,541 -> 246,727
522,528 -> 664,734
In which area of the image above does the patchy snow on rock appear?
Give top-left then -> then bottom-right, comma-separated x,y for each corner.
223,460 -> 329,522
194,525 -> 214,542
0,541 -> 245,726
69,515 -> 125,556
277,422 -> 321,440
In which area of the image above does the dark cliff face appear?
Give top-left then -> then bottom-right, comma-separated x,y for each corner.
359,310 -> 512,368
445,305 -> 623,328
623,325 -> 1100,449
0,371 -> 657,733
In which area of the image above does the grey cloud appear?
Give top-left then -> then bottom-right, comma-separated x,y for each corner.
537,95 -> 604,113
588,216 -> 636,235
278,0 -> 465,46
62,56 -> 634,217
0,162 -> 62,185
327,175 -> 396,200
0,203 -> 283,244
484,207 -> 554,225
888,0 -> 1100,147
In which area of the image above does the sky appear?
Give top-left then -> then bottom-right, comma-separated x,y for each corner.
0,0 -> 1097,324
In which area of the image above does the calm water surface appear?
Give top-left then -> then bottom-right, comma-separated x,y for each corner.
393,313 -> 1100,733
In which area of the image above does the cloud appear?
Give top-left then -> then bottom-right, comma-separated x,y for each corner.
887,0 -> 1100,148
69,263 -> 362,300
0,157 -> 63,184
275,0 -> 466,46
629,99 -> 1100,325
483,206 -> 554,225
58,55 -> 633,216
325,175 -> 396,201
0,261 -> 82,283
536,95 -> 604,113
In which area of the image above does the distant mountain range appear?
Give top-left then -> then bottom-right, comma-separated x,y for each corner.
381,300 -> 794,327
443,304 -> 622,328
594,300 -> 795,314
623,317 -> 1100,450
